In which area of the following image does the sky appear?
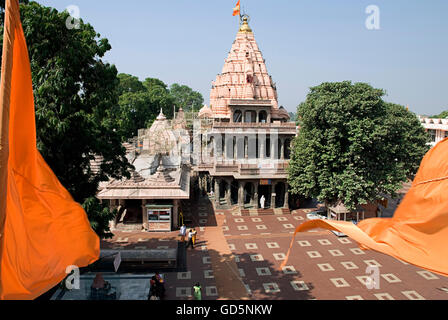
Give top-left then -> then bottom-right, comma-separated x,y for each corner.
37,0 -> 448,115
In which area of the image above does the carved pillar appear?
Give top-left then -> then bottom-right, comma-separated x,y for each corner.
173,200 -> 179,230
284,183 -> 289,209
244,136 -> 249,159
222,135 -> 226,160
233,136 -> 237,161
280,138 -> 285,160
256,111 -> 260,123
254,181 -> 259,209
226,180 -> 231,206
215,178 -> 220,205
238,181 -> 244,206
142,200 -> 148,230
271,181 -> 277,209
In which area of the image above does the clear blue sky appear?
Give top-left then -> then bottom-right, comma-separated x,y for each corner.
38,0 -> 448,115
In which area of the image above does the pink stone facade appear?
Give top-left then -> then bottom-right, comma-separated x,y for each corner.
208,18 -> 280,119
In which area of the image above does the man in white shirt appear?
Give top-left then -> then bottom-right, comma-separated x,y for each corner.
180,224 -> 187,243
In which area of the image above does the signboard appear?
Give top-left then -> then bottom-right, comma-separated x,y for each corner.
260,179 -> 272,185
113,252 -> 121,273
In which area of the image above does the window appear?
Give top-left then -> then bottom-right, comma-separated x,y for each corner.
147,210 -> 171,222
445,131 -> 448,139
233,110 -> 242,123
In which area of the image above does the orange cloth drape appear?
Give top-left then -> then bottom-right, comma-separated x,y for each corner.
233,0 -> 241,17
0,0 -> 100,300
282,138 -> 448,277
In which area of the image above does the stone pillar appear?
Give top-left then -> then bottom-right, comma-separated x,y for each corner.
223,135 -> 227,160
254,181 -> 259,209
259,136 -> 265,159
238,181 -> 244,206
244,137 -> 248,159
142,200 -> 148,231
226,180 -> 231,206
280,138 -> 285,160
233,136 -> 237,161
215,178 -> 220,205
110,199 -> 118,230
173,200 -> 179,230
256,111 -> 260,123
284,184 -> 289,209
271,181 -> 277,209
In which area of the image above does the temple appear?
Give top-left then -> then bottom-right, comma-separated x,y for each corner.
97,15 -> 298,232
195,16 -> 297,211
97,109 -> 191,232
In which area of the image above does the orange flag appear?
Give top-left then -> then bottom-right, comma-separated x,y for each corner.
0,0 -> 100,300
282,138 -> 448,277
233,0 -> 241,17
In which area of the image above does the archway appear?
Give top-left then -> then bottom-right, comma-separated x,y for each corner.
219,180 -> 227,201
258,185 -> 272,209
244,182 -> 254,205
231,180 -> 239,205
244,110 -> 257,123
275,182 -> 286,208
233,110 -> 242,123
259,110 -> 268,123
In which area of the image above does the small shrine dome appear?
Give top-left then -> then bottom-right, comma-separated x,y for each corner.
198,105 -> 214,119
147,109 -> 177,155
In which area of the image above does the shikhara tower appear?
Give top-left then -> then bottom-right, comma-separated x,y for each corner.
197,15 -> 297,211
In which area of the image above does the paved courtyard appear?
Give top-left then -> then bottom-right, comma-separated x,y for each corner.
63,195 -> 448,300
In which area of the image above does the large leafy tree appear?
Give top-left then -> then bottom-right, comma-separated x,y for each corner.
169,83 -> 204,112
430,110 -> 448,119
1,2 -> 133,238
113,74 -> 174,141
288,81 -> 429,210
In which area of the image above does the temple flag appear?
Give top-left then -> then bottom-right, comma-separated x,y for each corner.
233,0 -> 241,16
0,0 -> 100,300
282,138 -> 448,277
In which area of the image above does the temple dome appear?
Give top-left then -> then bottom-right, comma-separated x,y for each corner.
209,15 -> 279,118
198,105 -> 214,119
147,109 -> 176,155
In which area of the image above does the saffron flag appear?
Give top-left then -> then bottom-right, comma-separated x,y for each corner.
0,0 -> 100,300
233,0 -> 241,17
282,138 -> 448,277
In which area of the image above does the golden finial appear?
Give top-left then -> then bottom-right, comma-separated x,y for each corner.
239,15 -> 252,33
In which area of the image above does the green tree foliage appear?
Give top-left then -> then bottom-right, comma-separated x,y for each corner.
288,81 -> 429,210
430,110 -> 448,119
169,83 -> 204,112
1,2 -> 133,238
113,74 -> 174,141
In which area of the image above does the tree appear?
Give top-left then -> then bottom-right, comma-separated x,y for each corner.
113,74 -> 174,141
288,81 -> 429,210
430,110 -> 448,119
169,83 -> 204,112
1,2 -> 133,238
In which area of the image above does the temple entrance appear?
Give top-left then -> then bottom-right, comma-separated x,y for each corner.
121,200 -> 143,224
219,180 -> 227,201
258,185 -> 272,208
275,182 -> 286,208
244,182 -> 254,205
231,180 -> 239,205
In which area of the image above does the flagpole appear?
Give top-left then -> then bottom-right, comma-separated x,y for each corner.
0,0 -> 18,283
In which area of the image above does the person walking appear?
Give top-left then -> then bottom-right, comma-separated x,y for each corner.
193,283 -> 202,300
180,224 -> 187,243
186,229 -> 194,249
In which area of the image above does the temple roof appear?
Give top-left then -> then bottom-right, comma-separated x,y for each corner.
210,16 -> 279,118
